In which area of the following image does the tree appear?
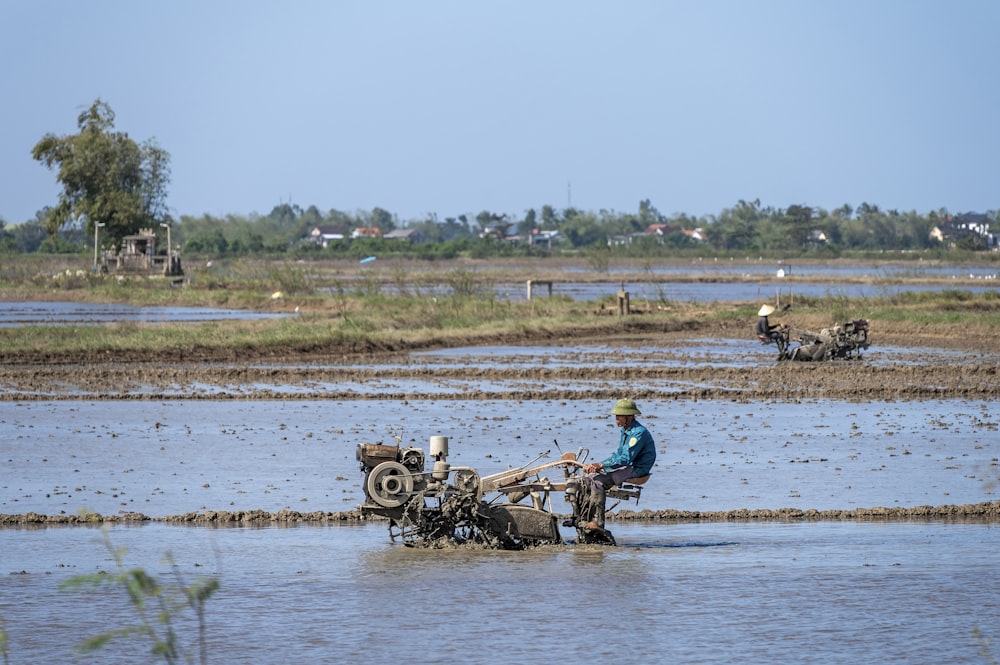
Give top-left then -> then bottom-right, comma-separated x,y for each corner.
709,198 -> 763,250
369,207 -> 396,233
8,211 -> 49,252
781,204 -> 817,249
31,99 -> 171,248
638,198 -> 663,228
520,208 -> 537,237
540,204 -> 560,228
560,212 -> 603,247
0,218 -> 14,252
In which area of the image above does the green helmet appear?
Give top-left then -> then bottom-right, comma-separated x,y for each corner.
611,398 -> 641,416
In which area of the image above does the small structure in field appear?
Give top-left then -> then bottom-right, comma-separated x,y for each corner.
102,228 -> 183,277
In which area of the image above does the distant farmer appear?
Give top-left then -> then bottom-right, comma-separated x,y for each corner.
755,304 -> 789,359
579,398 -> 656,531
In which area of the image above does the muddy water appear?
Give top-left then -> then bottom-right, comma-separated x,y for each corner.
2,398 -> 999,664
3,519 -> 998,664
2,398 -> 997,515
0,301 -> 290,326
2,339 -> 999,663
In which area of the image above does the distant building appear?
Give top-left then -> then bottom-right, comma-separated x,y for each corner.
351,227 -> 382,239
383,228 -> 426,242
529,229 -> 561,248
610,224 -> 705,246
930,213 -> 995,249
645,223 -> 679,235
112,228 -> 183,276
307,226 -> 345,248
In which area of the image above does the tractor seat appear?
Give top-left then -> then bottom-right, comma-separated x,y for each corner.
757,334 -> 772,344
620,475 -> 649,486
606,475 -> 650,503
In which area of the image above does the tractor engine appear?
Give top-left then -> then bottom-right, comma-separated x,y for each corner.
356,436 -> 564,548
356,442 -> 427,510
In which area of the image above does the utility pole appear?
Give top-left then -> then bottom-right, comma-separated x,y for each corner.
160,222 -> 172,274
93,222 -> 105,269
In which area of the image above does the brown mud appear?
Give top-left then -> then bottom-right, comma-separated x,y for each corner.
3,314 -> 998,523
3,500 -> 998,525
1,318 -> 997,401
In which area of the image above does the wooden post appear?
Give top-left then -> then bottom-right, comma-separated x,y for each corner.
617,282 -> 630,315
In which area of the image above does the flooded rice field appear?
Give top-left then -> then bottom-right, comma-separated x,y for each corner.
490,280 -> 1000,303
2,336 -> 997,401
4,519 -> 998,664
2,340 -> 999,663
2,397 -> 997,516
0,301 -> 290,327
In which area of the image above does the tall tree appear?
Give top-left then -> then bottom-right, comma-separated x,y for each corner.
638,198 -> 662,228
710,198 -> 762,250
369,207 -> 396,233
781,204 -> 817,249
31,99 -> 171,247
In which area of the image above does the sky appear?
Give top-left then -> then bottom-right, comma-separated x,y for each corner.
2,1 -> 999,225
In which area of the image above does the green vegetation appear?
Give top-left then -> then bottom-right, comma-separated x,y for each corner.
974,628 -> 998,665
1,255 -> 998,358
11,199 -> 998,259
30,99 -> 171,249
6,198 -> 998,262
61,529 -> 218,665
0,294 -> 607,357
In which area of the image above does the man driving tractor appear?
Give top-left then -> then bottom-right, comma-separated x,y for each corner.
756,303 -> 789,359
576,398 -> 656,533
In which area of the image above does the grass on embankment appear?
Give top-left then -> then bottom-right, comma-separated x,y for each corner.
2,285 -> 999,358
0,291 -> 661,357
2,252 -> 999,356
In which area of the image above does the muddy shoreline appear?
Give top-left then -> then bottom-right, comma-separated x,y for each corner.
4,500 -> 998,525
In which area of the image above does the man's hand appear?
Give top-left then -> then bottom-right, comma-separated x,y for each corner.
584,462 -> 603,474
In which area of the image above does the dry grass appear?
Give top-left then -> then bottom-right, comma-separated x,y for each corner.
1,255 -> 998,358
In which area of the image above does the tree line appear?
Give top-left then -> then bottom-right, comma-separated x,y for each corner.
5,196 -> 995,259
2,99 -> 996,258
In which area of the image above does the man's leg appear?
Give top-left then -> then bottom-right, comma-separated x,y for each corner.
588,467 -> 636,529
588,480 -> 607,528
773,332 -> 787,359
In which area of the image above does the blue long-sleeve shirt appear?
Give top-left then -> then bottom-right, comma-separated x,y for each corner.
601,419 -> 656,477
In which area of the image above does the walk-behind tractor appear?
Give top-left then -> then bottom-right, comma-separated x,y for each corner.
357,436 -> 646,548
760,318 -> 871,361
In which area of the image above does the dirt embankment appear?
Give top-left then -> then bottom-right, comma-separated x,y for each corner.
0,317 -> 996,402
4,501 -> 998,525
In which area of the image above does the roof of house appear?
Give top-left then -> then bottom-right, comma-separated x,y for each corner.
383,228 -> 422,239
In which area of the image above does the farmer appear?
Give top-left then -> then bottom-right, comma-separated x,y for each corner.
580,398 -> 656,530
755,303 -> 789,359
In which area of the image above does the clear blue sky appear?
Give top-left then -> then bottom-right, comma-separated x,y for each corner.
2,0 -> 998,225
